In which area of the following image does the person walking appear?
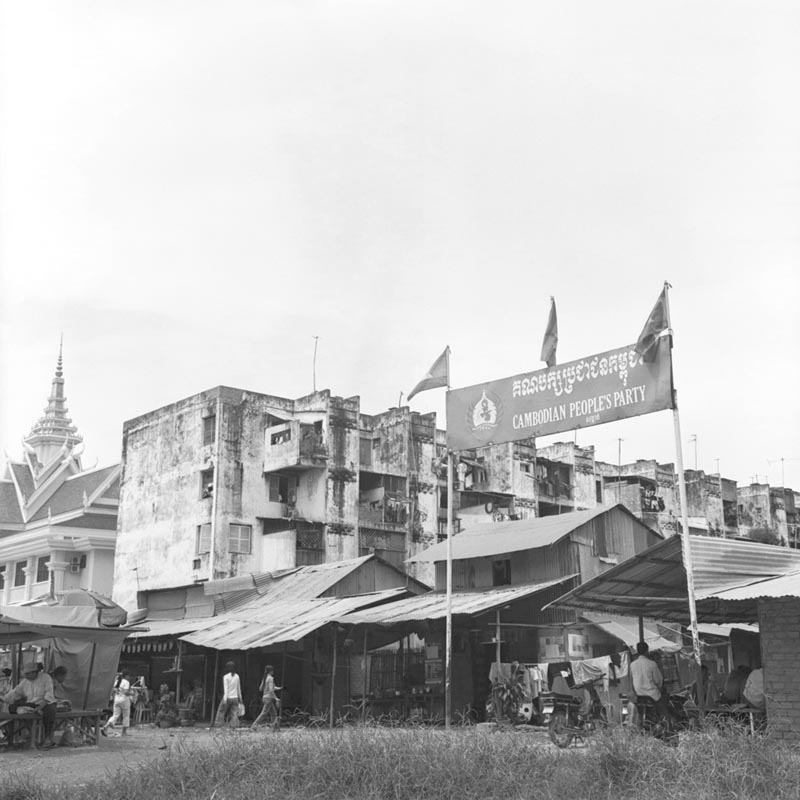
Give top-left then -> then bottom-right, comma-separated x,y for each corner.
214,661 -> 243,728
251,665 -> 281,731
101,670 -> 133,737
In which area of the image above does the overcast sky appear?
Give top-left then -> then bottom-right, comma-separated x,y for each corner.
1,1 -> 798,490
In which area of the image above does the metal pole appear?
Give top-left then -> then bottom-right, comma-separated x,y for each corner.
445,451 -> 453,729
312,336 -> 320,393
663,284 -> 703,707
210,650 -> 220,727
329,627 -> 338,729
361,629 -> 368,722
82,643 -> 97,710
495,610 -> 502,666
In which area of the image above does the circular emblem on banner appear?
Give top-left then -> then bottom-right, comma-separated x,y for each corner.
466,389 -> 503,442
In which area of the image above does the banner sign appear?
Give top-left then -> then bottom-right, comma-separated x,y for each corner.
446,337 -> 673,451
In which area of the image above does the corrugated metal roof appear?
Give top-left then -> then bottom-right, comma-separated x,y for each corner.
546,535 -> 800,623
124,617 -> 219,640
207,556 -> 376,613
180,589 -> 405,650
335,577 -> 575,626
708,570 -> 800,602
580,613 -> 681,653
407,505 -> 642,563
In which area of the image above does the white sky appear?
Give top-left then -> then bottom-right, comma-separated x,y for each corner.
1,1 -> 798,490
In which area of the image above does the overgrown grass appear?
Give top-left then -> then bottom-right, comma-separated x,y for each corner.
3,726 -> 800,800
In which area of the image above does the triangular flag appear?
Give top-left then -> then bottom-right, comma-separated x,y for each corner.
407,347 -> 450,401
635,286 -> 670,362
540,297 -> 558,368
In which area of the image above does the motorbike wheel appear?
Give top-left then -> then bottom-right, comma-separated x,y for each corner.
548,711 -> 574,748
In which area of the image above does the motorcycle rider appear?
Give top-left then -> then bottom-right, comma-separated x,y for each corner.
630,641 -> 673,723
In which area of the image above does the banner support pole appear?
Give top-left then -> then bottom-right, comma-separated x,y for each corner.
663,282 -> 704,709
445,450 -> 453,729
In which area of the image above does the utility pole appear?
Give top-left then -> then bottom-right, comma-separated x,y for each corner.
617,438 -> 624,503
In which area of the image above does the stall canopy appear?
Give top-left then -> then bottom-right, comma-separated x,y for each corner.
579,612 -> 681,653
544,535 -> 800,623
336,578 -> 575,627
180,589 -> 407,651
1,604 -> 144,709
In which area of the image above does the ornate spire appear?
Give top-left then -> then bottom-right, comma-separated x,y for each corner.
25,338 -> 83,471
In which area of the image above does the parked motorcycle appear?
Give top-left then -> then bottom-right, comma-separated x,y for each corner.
619,685 -> 699,743
540,676 -> 608,748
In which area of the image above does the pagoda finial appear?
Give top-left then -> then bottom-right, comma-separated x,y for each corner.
24,338 -> 83,472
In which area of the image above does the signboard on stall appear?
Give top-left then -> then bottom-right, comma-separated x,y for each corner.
446,337 -> 673,451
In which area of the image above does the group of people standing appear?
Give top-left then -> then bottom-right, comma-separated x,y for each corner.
213,661 -> 282,731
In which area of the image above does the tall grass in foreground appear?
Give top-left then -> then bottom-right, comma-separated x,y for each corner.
3,726 -> 800,800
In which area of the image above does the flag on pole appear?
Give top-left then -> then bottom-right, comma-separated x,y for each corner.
540,297 -> 558,367
407,347 -> 450,401
635,286 -> 670,362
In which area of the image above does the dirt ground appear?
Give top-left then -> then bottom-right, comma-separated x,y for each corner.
0,724 -> 261,789
1,722 -> 554,790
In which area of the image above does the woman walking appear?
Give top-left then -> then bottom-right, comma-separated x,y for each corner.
251,665 -> 281,731
101,670 -> 133,737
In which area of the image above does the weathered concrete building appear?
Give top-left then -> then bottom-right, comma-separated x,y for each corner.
0,348 -> 119,604
113,388 -> 444,612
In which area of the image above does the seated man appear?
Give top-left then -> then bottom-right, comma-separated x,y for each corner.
2,658 -> 57,748
630,641 -> 672,722
50,666 -> 72,711
721,665 -> 751,706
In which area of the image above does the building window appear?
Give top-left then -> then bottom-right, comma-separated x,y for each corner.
200,467 -> 214,499
196,523 -> 212,554
203,414 -> 216,446
492,559 -> 511,586
269,474 -> 296,504
229,524 -> 252,554
36,556 -> 50,583
0,565 -> 5,589
14,561 -> 27,587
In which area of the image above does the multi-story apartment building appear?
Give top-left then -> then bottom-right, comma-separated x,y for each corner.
113,387 -> 445,611
737,483 -> 800,547
0,349 -> 120,604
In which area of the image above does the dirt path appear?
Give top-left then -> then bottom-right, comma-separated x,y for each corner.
1,725 -> 250,789
1,723 -> 555,790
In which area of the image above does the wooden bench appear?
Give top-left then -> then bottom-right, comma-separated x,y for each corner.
0,708 -> 103,749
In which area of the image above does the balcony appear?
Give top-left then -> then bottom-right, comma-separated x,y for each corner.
264,421 -> 328,473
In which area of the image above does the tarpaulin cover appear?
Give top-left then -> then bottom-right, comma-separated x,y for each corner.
0,605 -> 139,709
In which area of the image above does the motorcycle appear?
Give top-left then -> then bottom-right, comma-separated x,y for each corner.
540,676 -> 608,748
619,684 -> 699,743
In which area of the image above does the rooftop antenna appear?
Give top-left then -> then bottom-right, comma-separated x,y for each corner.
312,336 -> 320,393
689,434 -> 698,470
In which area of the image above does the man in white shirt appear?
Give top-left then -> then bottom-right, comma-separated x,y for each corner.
2,660 -> 57,748
214,661 -> 243,728
630,642 -> 671,721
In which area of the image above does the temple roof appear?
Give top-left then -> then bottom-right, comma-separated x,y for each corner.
24,340 -> 83,467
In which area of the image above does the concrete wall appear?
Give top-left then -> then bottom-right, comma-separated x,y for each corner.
758,597 -> 800,741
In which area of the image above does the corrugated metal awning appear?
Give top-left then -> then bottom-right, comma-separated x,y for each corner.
180,589 -> 406,651
407,505 -> 640,563
335,577 -> 576,627
580,613 -> 681,653
545,536 -> 800,623
124,616 -> 219,640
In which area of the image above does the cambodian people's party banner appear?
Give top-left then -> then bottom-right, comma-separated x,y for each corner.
446,337 -> 673,451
